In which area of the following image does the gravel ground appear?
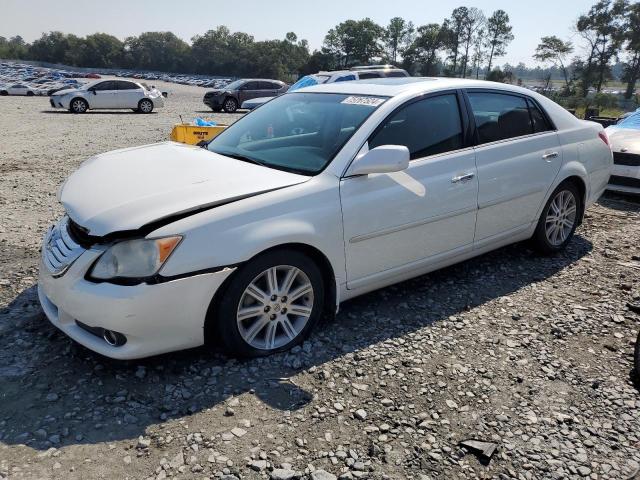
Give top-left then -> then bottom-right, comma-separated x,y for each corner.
0,79 -> 639,480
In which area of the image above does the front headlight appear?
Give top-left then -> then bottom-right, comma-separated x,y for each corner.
89,236 -> 182,281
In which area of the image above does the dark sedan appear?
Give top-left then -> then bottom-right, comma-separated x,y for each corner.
203,79 -> 287,113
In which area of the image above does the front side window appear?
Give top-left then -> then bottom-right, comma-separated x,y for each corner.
92,81 -> 114,91
467,92 -> 534,144
241,81 -> 259,90
369,94 -> 464,160
208,92 -> 386,175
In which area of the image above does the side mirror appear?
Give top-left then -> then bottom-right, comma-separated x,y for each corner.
346,145 -> 410,176
88,88 -> 96,95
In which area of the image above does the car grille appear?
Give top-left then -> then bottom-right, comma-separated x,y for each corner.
609,175 -> 640,189
42,216 -> 86,276
613,152 -> 640,166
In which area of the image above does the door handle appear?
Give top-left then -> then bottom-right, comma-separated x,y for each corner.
451,173 -> 475,183
542,152 -> 559,160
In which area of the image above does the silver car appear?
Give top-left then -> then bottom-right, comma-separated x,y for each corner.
605,112 -> 640,194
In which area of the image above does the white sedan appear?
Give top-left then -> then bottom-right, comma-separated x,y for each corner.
49,79 -> 165,113
38,78 -> 612,359
0,83 -> 38,96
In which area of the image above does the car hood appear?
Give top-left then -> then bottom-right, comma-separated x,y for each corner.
60,142 -> 309,237
605,127 -> 640,153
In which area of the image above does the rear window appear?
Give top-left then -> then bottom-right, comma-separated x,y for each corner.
468,92 -> 533,144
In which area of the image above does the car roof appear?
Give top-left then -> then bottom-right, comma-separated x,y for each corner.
297,77 -> 539,98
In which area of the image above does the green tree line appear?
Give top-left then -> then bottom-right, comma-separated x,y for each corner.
0,0 -> 638,98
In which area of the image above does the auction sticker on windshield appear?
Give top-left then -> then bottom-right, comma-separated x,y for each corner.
341,96 -> 386,107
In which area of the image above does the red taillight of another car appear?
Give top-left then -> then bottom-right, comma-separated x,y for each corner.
598,131 -> 611,149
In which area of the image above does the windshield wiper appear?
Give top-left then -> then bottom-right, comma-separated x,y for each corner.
214,151 -> 269,168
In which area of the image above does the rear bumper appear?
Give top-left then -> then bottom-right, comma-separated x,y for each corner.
38,248 -> 235,360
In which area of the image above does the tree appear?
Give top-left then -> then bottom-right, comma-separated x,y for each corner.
533,36 -> 574,90
124,32 -> 191,72
471,27 -> 486,78
404,23 -> 448,75
323,18 -> 385,67
576,0 -> 628,94
460,7 -> 485,78
485,10 -> 514,73
622,2 -> 640,98
383,17 -> 414,64
445,7 -> 469,76
79,33 -> 124,68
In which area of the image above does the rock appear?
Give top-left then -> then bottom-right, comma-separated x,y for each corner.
169,451 -> 184,469
231,427 -> 247,437
354,409 -> 367,420
250,459 -> 268,471
270,468 -> 300,480
310,470 -> 338,480
137,437 -> 151,449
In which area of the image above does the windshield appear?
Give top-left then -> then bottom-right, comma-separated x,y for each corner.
617,112 -> 640,130
208,92 -> 387,175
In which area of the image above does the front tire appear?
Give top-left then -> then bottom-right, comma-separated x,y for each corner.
26,91 -> 34,96
222,97 -> 238,113
69,98 -> 88,113
137,99 -> 154,113
531,181 -> 582,253
213,250 -> 324,357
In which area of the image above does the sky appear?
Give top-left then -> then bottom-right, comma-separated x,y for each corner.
0,0 -> 597,66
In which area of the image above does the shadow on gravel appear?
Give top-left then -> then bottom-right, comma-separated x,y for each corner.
0,235 -> 593,450
599,191 -> 640,212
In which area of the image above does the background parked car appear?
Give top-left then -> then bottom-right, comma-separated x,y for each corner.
50,79 -> 165,113
605,111 -> 640,194
241,65 -> 410,110
203,79 -> 287,113
0,83 -> 38,96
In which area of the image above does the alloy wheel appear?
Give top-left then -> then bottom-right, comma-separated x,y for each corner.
545,189 -> 577,246
72,99 -> 87,113
236,265 -> 314,351
140,100 -> 153,113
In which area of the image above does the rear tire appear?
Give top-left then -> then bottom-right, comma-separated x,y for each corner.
69,98 -> 88,113
137,99 -> 154,113
0,90 -> 7,96
531,181 -> 582,254
212,249 -> 325,358
222,97 -> 238,113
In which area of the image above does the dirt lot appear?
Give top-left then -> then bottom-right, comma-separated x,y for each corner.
0,79 -> 639,480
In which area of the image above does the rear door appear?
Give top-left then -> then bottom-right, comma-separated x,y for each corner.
466,90 -> 562,242
114,80 -> 143,108
259,81 -> 282,97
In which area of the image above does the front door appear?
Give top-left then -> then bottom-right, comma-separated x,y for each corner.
340,92 -> 478,287
465,90 -> 562,241
89,80 -> 117,108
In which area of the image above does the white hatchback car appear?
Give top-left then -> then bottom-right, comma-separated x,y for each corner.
49,79 -> 165,113
38,78 -> 612,360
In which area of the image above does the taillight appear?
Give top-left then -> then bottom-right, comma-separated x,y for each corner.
598,131 -> 611,148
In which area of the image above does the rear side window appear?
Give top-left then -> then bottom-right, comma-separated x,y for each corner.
384,70 -> 409,77
115,81 -> 139,90
527,99 -> 552,133
358,72 -> 382,79
241,81 -> 259,90
258,81 -> 279,90
369,94 -> 464,160
467,92 -> 533,144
